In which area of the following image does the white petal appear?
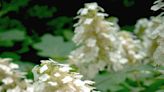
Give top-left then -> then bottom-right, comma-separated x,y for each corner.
84,18 -> 93,24
48,81 -> 58,86
40,65 -> 48,73
2,77 -> 13,84
62,76 -> 73,84
86,3 -> 98,10
54,72 -> 61,77
59,66 -> 71,72
9,63 -> 19,69
78,8 -> 88,15
86,38 -> 96,47
73,79 -> 84,86
39,74 -> 50,81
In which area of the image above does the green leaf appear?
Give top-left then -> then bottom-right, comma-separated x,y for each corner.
0,29 -> 25,41
0,17 -> 25,31
123,0 -> 135,7
0,40 -> 13,47
0,52 -> 21,60
0,0 -> 29,16
125,64 -> 155,81
63,29 -> 74,41
121,25 -> 134,32
17,36 -> 33,53
0,29 -> 26,47
94,71 -> 126,92
28,5 -> 57,18
144,79 -> 164,92
33,34 -> 75,60
156,75 -> 164,79
107,16 -> 119,24
125,64 -> 155,72
156,90 -> 164,92
15,61 -> 35,79
47,17 -> 73,36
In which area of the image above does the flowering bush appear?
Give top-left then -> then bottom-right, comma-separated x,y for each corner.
0,0 -> 164,92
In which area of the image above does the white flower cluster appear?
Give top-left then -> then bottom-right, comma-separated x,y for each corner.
135,13 -> 164,65
32,59 -> 96,92
117,31 -> 145,63
0,58 -> 33,92
69,3 -> 145,78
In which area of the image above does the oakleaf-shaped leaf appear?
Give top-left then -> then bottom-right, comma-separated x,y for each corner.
33,34 -> 75,59
94,71 -> 126,92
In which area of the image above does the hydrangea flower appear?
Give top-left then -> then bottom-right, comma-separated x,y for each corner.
69,2 -> 145,78
0,58 -> 33,92
32,59 -> 96,92
135,13 -> 164,65
117,31 -> 145,63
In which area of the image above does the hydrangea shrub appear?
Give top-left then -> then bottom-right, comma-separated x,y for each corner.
0,0 -> 164,92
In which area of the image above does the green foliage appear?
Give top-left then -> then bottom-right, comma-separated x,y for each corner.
17,36 -> 33,53
123,0 -> 135,7
47,16 -> 72,29
121,25 -> 134,32
63,29 -> 74,41
95,71 -> 126,92
28,5 -> 57,18
0,29 -> 26,47
0,0 -> 29,16
0,52 -> 21,60
0,17 -> 25,30
94,64 -> 164,92
16,61 -> 35,79
47,16 -> 73,37
33,34 -> 75,60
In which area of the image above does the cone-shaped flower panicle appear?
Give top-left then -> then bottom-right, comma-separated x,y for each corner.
32,59 -> 97,92
69,2 -> 145,78
135,15 -> 164,65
